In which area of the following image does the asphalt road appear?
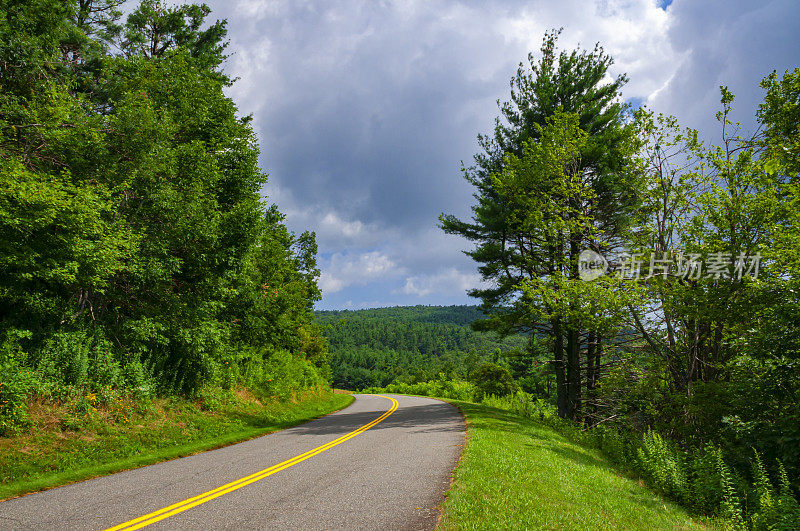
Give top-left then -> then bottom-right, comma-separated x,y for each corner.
0,394 -> 464,530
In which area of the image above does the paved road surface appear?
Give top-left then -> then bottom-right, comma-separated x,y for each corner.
0,394 -> 464,530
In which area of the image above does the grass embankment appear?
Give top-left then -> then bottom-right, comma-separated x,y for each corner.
438,401 -> 715,530
0,389 -> 353,500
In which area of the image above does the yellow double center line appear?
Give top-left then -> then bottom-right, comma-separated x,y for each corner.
105,394 -> 399,531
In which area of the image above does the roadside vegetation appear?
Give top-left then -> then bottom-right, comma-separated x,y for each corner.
0,389 -> 352,500
368,381 -> 800,528
350,298 -> 800,528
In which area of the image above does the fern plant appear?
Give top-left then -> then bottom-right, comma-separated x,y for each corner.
636,430 -> 688,501
717,452 -> 746,529
749,457 -> 800,531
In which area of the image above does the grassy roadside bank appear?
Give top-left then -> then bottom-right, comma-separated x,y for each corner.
0,390 -> 353,500
438,400 -> 717,530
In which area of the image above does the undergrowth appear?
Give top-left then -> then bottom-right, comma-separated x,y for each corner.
0,387 -> 352,500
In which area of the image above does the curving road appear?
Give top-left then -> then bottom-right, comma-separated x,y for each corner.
0,394 -> 464,531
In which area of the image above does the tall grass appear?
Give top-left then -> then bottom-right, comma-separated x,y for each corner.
1,330 -> 328,436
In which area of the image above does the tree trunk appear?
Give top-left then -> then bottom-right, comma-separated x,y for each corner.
594,335 -> 602,389
566,327 -> 581,420
565,230 -> 581,420
586,330 -> 596,392
552,319 -> 567,418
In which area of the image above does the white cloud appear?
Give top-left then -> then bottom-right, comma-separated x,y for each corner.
647,0 -> 799,140
320,212 -> 365,239
259,184 -> 390,252
399,268 -> 485,298
318,251 -> 402,294
494,0 -> 677,101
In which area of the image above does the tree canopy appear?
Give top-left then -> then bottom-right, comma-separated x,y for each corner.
0,0 -> 326,405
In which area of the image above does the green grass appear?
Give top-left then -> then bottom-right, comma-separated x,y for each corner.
438,401 -> 717,530
0,390 -> 353,500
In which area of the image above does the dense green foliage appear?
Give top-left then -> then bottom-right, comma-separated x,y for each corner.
316,306 -> 529,390
365,379 -> 477,402
0,0 -> 327,434
469,362 -> 518,400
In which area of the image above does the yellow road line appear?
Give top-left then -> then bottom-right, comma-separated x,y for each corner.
104,394 -> 399,531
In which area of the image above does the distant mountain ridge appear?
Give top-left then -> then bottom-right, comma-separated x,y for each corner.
315,304 -> 487,326
315,305 -> 527,390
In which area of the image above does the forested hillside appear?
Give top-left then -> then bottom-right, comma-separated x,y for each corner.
0,0 -> 327,436
316,306 -> 531,390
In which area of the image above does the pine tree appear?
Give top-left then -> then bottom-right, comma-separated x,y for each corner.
440,30 -> 641,419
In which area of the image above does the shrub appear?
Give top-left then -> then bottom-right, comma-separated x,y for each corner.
86,337 -> 122,390
253,349 -> 327,401
35,330 -> 91,387
121,357 -> 155,398
482,391 -> 559,424
0,362 -> 34,435
469,362 -> 518,400
717,452 -> 745,528
748,453 -> 800,530
636,430 -> 688,502
773,463 -> 800,528
364,379 -> 477,401
593,424 -> 632,465
0,329 -> 35,435
688,444 -> 726,515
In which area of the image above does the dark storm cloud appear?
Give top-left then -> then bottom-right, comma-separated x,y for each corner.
648,0 -> 800,141
195,0 -> 799,309
220,0 -> 517,232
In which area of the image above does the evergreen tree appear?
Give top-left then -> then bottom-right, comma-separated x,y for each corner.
440,30 -> 640,419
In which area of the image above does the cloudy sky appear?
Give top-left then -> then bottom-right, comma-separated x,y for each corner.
202,0 -> 799,310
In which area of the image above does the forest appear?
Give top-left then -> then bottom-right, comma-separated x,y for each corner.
317,305 -> 529,390
0,0 -> 328,436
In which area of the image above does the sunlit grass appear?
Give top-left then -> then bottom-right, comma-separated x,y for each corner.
439,401 -> 717,530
